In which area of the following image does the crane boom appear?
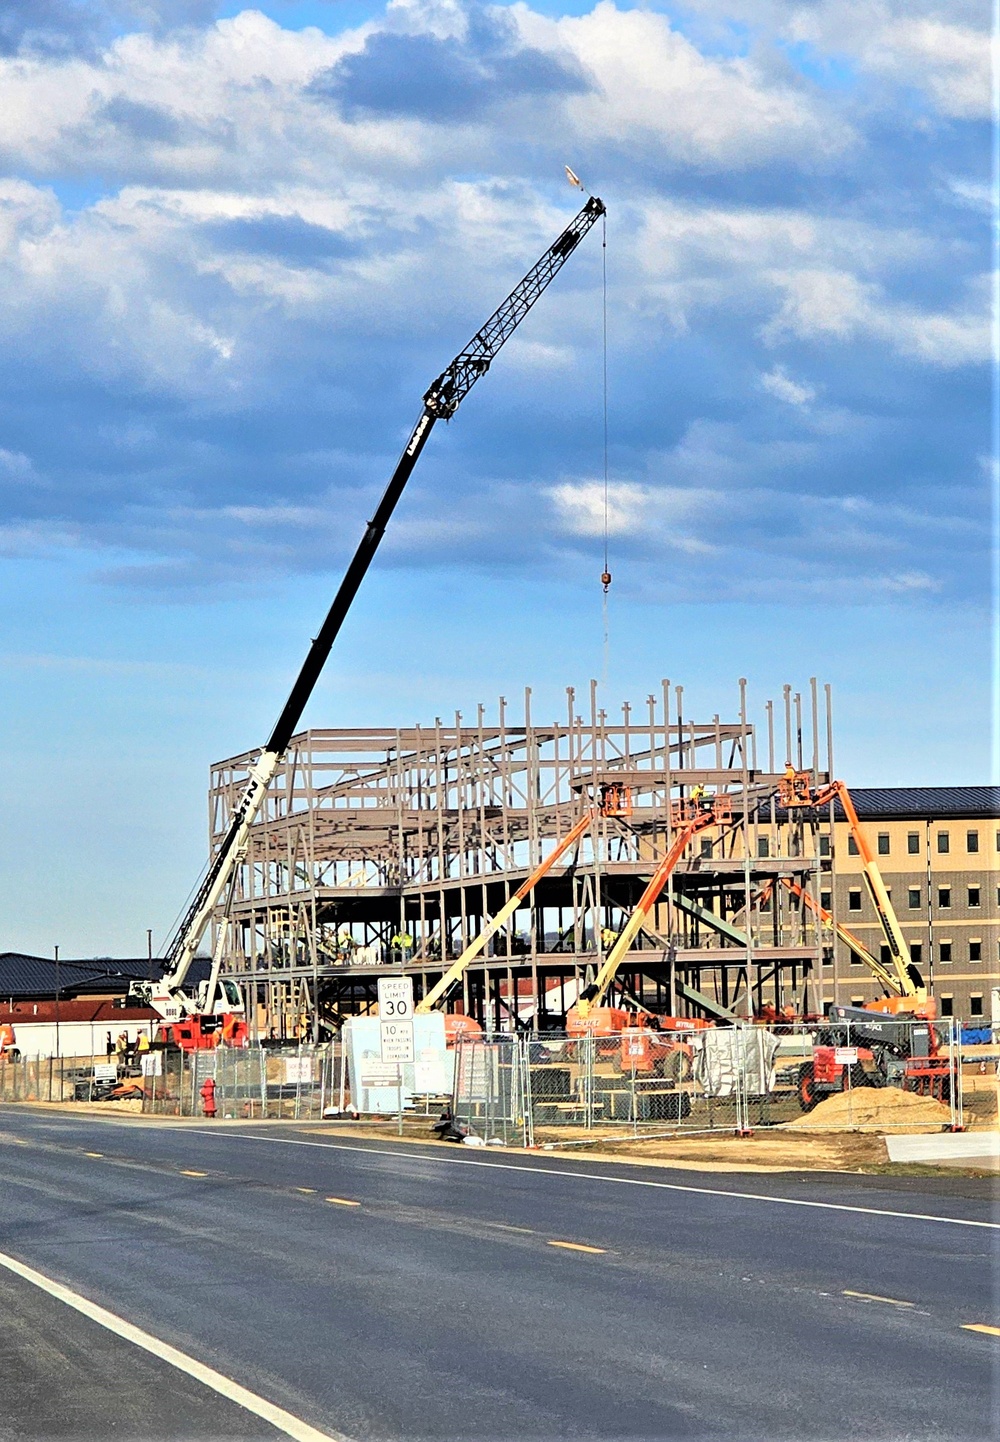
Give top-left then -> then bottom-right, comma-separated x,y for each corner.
150,195 -> 606,1011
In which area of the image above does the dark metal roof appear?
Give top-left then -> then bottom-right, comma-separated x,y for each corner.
834,787 -> 1000,821
0,954 -> 210,1000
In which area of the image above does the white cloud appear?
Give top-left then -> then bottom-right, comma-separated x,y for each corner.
548,480 -> 716,552
764,267 -> 991,366
760,366 -> 816,406
514,1 -> 849,164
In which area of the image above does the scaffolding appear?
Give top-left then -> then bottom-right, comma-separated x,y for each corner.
211,679 -> 838,1039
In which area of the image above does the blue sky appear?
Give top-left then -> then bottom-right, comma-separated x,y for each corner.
0,0 -> 994,956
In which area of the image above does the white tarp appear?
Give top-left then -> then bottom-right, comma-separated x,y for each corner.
693,1028 -> 780,1098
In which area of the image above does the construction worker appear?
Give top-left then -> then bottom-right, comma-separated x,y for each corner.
390,930 -> 413,963
600,926 -> 618,953
0,1022 -> 15,1060
137,1032 -> 151,1055
690,784 -> 712,813
115,1030 -> 129,1063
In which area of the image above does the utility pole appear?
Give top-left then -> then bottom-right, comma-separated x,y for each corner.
147,929 -> 153,982
54,945 -> 60,1059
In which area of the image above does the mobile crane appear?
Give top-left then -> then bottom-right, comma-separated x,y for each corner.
133,195 -> 607,1047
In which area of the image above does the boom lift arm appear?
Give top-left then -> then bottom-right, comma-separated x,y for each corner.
139,195 -> 606,1020
415,807 -> 598,1015
779,771 -> 925,1002
574,798 -> 729,1020
779,878 -> 901,995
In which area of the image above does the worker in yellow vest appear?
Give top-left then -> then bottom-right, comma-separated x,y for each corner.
390,931 -> 413,963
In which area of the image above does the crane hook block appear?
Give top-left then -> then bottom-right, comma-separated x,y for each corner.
601,570 -> 612,592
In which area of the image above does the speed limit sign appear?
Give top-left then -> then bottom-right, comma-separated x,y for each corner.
377,976 -> 414,1020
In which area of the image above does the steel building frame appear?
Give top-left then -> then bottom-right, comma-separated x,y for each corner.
210,680 -> 837,1038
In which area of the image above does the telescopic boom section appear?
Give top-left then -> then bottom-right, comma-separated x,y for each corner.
156,196 -> 606,999
415,807 -> 598,1015
574,802 -> 722,1019
781,877 -> 901,995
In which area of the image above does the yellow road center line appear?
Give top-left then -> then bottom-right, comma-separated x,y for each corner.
547,1240 -> 606,1255
180,1169 -> 208,1177
843,1289 -> 914,1308
325,1197 -> 360,1207
962,1323 -> 1000,1336
84,1152 -> 103,1158
296,1187 -> 317,1194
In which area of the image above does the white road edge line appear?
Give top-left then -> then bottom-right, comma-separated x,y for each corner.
0,1248 -> 348,1442
172,1130 -> 1000,1231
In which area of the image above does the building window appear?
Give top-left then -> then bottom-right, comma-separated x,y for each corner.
877,833 -> 890,855
880,945 -> 892,967
908,887 -> 920,909
968,886 -> 980,908
700,838 -> 713,858
757,836 -> 769,859
970,940 -> 982,963
822,950 -> 833,967
910,943 -> 922,966
938,887 -> 951,909
850,948 -> 862,966
760,892 -> 771,912
848,889 -> 862,912
967,830 -> 979,853
821,891 -> 831,910
996,829 -> 1000,851
847,836 -> 859,856
970,994 -> 984,1018
940,995 -> 954,1017
819,835 -> 830,858
850,996 -> 865,1007
907,832 -> 920,855
937,831 -> 949,854
939,941 -> 952,964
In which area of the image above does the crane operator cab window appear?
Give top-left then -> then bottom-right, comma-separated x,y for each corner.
220,979 -> 244,1011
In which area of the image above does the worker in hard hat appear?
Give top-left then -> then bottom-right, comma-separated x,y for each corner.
0,1022 -> 15,1060
600,926 -> 618,953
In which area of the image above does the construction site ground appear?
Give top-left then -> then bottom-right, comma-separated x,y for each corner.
14,1095 -> 998,1178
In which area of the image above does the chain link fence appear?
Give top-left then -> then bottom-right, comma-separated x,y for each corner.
452,1019 -> 965,1146
140,1043 -> 343,1118
0,1044 -> 346,1118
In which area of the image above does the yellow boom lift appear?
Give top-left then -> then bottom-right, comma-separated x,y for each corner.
567,794 -> 732,1032
778,770 -> 930,1014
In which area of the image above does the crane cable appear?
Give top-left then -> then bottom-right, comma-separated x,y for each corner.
600,211 -> 611,683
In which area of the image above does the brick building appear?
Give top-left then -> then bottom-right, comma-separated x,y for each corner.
820,786 -> 999,1022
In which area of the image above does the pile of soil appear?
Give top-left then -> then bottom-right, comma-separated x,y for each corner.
787,1086 -> 952,1132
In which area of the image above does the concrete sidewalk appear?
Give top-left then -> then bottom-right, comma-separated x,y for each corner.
885,1131 -> 1000,1170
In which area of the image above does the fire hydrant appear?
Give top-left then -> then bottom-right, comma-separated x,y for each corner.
199,1077 -> 217,1119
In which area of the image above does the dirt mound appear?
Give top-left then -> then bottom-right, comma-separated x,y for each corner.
787,1085 -> 952,1131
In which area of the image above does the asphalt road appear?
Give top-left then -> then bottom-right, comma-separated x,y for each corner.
1,1108 -> 997,1441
